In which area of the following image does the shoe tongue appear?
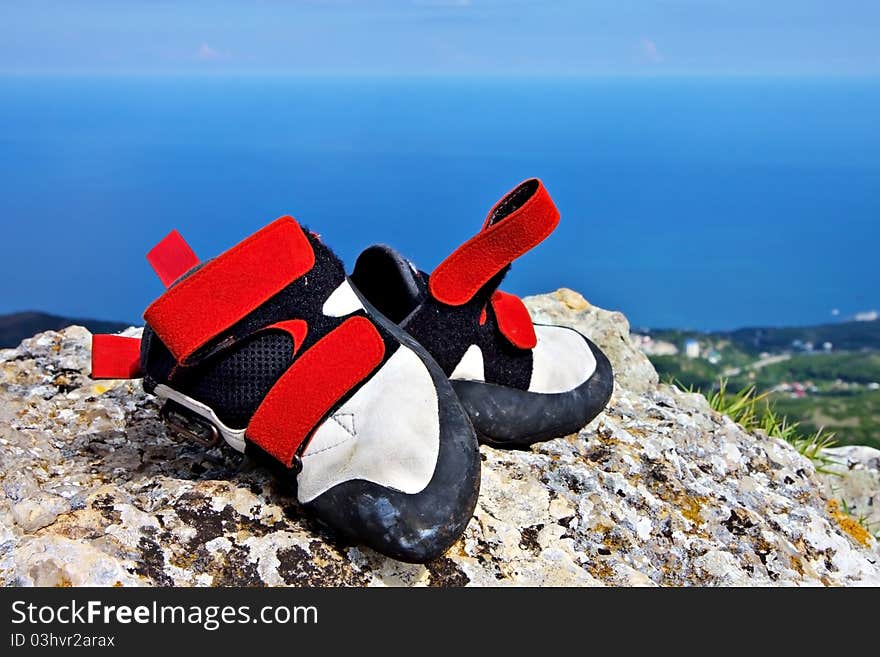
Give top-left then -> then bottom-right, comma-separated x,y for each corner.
351,245 -> 427,324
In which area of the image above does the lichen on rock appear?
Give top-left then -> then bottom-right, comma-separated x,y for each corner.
1,291 -> 878,586
819,445 -> 880,546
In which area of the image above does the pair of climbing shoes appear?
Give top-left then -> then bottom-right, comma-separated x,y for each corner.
91,179 -> 613,563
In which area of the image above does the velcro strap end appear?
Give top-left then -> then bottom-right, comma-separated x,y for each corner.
146,230 -> 200,288
91,334 -> 143,379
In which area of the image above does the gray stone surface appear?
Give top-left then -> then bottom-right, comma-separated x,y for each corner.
1,292 -> 878,586
820,446 -> 880,541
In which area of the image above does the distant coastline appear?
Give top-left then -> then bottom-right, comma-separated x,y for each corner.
638,317 -> 880,449
0,312 -> 128,349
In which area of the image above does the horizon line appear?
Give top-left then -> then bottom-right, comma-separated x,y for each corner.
2,70 -> 879,81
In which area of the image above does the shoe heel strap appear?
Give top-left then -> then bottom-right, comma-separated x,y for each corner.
429,178 -> 559,306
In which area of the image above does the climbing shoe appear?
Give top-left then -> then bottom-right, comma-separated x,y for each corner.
91,217 -> 481,563
350,179 -> 613,448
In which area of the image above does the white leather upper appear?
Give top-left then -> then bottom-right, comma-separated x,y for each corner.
322,279 -> 365,317
297,344 -> 440,503
528,325 -> 595,393
449,344 -> 485,382
447,324 -> 595,394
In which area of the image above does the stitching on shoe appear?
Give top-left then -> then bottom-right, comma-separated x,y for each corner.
331,413 -> 357,437
302,433 -> 358,458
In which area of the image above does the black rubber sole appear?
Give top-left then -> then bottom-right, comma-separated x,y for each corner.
302,280 -> 482,563
451,335 -> 613,449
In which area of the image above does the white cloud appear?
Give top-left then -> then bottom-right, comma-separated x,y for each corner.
195,43 -> 228,62
640,38 -> 663,64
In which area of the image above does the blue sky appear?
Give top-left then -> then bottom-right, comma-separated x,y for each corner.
2,0 -> 879,76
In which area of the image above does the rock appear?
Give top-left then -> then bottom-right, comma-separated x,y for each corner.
1,304 -> 879,587
820,446 -> 880,546
12,493 -> 70,533
524,288 -> 659,393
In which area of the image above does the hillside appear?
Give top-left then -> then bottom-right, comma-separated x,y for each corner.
643,320 -> 880,449
725,320 -> 880,354
0,312 -> 128,349
646,319 -> 880,356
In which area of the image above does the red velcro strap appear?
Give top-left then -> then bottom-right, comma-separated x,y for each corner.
91,334 -> 143,379
429,179 -> 560,306
491,291 -> 537,350
143,217 -> 315,363
146,230 -> 200,287
247,316 -> 385,467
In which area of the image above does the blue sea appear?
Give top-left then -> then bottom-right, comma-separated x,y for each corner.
1,76 -> 877,330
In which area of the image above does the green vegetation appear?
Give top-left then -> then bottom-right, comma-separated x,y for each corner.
772,392 -> 880,450
654,351 -> 880,392
654,350 -> 880,449
698,380 -> 838,469
753,352 -> 880,387
652,354 -> 720,390
650,340 -> 880,449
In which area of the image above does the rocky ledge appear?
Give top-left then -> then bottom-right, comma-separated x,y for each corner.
1,289 -> 878,586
